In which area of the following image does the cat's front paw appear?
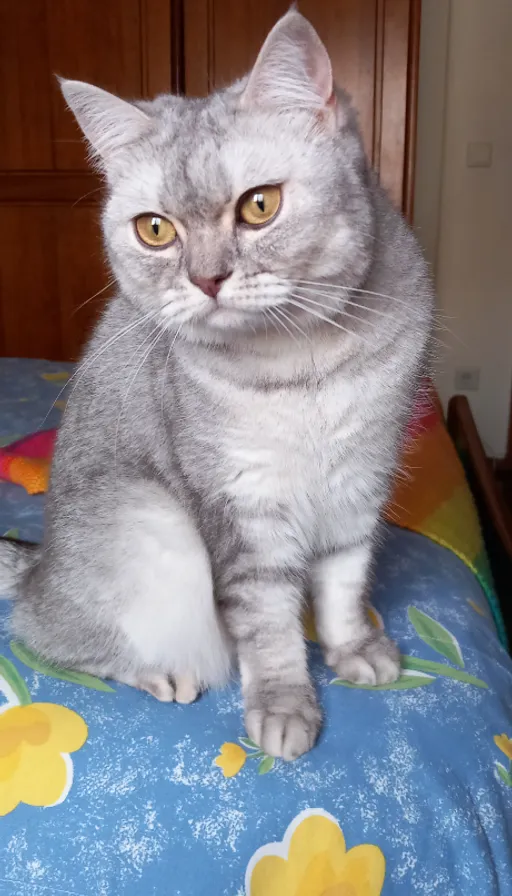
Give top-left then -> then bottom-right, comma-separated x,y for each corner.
326,630 -> 400,685
245,686 -> 322,761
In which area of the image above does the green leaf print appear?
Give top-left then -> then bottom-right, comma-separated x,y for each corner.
2,528 -> 19,540
408,606 -> 464,667
495,762 -> 512,788
331,672 -> 435,691
0,655 -> 32,705
402,656 -> 488,689
239,736 -> 260,751
258,755 -> 275,775
10,641 -> 115,692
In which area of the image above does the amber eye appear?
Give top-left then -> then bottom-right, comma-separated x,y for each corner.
135,214 -> 177,248
238,185 -> 281,227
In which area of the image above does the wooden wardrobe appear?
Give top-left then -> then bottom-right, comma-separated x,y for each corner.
0,0 -> 421,361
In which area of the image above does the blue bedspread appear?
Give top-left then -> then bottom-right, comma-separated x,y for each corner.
0,358 -> 511,896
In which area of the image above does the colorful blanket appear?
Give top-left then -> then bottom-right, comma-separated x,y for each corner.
0,359 -> 511,895
0,376 -> 503,641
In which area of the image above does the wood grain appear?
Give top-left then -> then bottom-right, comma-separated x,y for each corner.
0,2 -> 54,170
403,0 -> 421,222
0,173 -> 103,205
447,396 -> 512,561
141,0 -> 173,96
0,0 -> 172,359
55,206 -> 110,361
378,0 -> 411,210
0,205 -> 61,358
46,0 -> 144,171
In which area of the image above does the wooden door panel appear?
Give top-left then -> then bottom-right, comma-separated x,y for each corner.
0,0 -> 172,359
0,206 -> 61,359
54,206 -> 109,361
0,204 -> 107,360
46,0 -> 145,170
0,2 -> 54,170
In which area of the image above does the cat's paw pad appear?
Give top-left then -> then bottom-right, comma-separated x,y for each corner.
326,632 -> 400,686
245,692 -> 321,761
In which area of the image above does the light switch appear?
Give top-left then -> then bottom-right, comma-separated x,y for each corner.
454,367 -> 480,392
466,142 -> 493,168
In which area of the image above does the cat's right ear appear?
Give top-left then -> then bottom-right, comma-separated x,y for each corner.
240,10 -> 335,124
58,78 -> 151,169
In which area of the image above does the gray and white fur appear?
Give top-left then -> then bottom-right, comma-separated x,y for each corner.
0,11 -> 433,757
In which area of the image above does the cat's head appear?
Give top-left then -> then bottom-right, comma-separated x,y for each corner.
61,10 -> 374,344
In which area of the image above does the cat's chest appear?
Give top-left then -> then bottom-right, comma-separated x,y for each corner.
213,381 -> 361,503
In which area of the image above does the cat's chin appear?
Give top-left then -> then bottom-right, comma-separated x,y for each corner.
202,306 -> 263,333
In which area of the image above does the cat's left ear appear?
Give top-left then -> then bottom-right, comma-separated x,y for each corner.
241,10 -> 336,126
59,78 -> 152,169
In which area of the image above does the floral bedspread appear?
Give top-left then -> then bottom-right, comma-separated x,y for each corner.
0,358 -> 511,896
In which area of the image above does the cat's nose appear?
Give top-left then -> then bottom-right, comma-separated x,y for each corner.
190,273 -> 231,299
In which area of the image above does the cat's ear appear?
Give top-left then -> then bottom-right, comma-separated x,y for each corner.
241,10 -> 334,117
59,78 -> 151,167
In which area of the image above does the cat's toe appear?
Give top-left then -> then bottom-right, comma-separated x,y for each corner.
245,690 -> 321,761
137,674 -> 176,701
174,673 -> 199,704
327,631 -> 401,685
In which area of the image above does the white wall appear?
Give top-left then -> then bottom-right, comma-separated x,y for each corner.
414,0 -> 512,458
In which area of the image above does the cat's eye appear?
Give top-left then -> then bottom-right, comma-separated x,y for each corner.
238,185 -> 281,227
135,214 -> 177,248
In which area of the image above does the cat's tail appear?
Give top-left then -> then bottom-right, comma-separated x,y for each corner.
0,539 -> 39,595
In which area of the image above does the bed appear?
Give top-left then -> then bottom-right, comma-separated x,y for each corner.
0,358 -> 511,896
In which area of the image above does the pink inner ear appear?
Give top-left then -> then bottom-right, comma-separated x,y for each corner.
241,11 -> 334,111
302,32 -> 333,105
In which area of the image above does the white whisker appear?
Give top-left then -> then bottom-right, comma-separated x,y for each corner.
72,278 -> 117,316
294,279 -> 433,306
287,295 -> 367,342
160,324 -> 183,419
293,285 -> 405,322
263,308 -> 281,339
37,309 -> 158,431
274,305 -> 311,343
279,306 -> 311,344
266,307 -> 300,348
114,324 -> 166,487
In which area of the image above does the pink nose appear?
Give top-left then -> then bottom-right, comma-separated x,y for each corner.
190,274 -> 231,299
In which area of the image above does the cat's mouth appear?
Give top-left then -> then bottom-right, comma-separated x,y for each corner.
204,303 -> 263,330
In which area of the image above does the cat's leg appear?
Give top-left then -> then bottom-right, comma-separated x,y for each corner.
107,484 -> 232,695
312,543 -> 400,685
14,481 -> 230,698
220,551 -> 321,761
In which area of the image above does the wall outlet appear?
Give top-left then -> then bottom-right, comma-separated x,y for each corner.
454,367 -> 480,392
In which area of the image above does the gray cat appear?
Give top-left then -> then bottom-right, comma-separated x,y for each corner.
0,10 -> 432,759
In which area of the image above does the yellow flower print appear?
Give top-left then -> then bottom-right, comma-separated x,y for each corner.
367,607 -> 384,630
0,702 -> 88,816
246,808 -> 385,896
494,734 -> 512,761
214,742 -> 247,777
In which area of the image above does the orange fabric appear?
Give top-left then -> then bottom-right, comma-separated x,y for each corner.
7,457 -> 51,495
